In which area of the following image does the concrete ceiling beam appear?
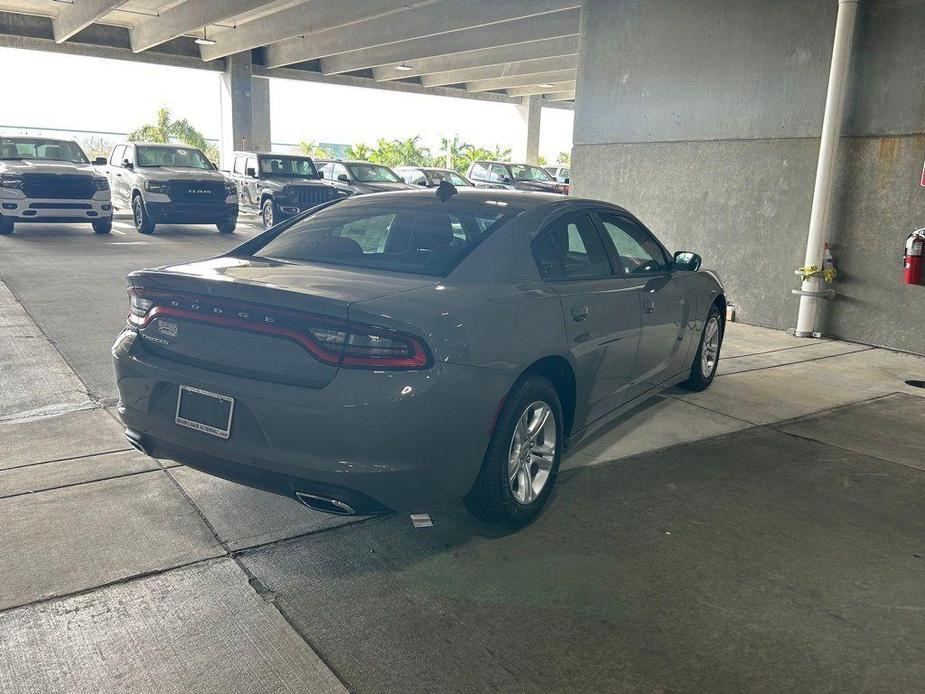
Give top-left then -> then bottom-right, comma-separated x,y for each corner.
53,0 -> 129,43
420,54 -> 577,88
131,0 -> 277,53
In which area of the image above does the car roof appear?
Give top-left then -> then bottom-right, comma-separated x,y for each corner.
326,186 -> 627,212
2,135 -> 78,143
233,151 -> 313,157
121,142 -> 201,149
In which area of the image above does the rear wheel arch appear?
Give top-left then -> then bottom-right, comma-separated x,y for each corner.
519,356 -> 577,437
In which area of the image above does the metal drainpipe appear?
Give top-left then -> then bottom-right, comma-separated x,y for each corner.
794,0 -> 859,337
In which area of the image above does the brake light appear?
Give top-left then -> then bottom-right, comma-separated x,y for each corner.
126,288 -> 429,370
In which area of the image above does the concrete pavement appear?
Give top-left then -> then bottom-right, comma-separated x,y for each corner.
1,222 -> 923,692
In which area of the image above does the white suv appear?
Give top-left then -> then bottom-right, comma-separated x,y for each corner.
0,136 -> 112,235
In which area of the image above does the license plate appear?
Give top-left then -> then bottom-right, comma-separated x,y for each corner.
175,385 -> 234,439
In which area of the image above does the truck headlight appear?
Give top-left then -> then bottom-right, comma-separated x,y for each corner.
0,175 -> 23,189
225,181 -> 237,196
93,177 -> 109,191
144,180 -> 169,193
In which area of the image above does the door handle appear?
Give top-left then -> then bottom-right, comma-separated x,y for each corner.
571,305 -> 590,322
644,299 -> 656,314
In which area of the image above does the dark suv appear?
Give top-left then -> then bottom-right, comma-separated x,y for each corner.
316,160 -> 415,196
466,161 -> 567,194
229,151 -> 342,229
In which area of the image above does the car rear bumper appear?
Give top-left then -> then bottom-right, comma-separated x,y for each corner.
112,329 -> 512,512
145,200 -> 238,224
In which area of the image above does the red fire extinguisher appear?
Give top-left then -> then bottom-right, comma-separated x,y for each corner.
905,228 -> 925,285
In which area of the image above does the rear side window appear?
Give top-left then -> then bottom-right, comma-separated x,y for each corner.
597,213 -> 669,275
469,163 -> 489,181
254,199 -> 523,277
533,213 -> 612,280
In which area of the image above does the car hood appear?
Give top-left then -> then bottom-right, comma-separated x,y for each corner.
353,181 -> 416,193
264,176 -> 329,187
0,160 -> 100,176
138,256 -> 436,305
138,167 -> 229,182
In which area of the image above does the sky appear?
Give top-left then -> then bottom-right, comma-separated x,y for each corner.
0,47 -> 574,163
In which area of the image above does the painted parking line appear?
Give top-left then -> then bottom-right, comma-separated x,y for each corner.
111,229 -> 126,235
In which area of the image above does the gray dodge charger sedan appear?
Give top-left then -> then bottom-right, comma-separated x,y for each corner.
113,187 -> 724,526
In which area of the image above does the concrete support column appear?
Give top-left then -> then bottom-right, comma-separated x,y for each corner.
251,76 -> 272,152
220,52 -> 255,167
518,95 -> 541,164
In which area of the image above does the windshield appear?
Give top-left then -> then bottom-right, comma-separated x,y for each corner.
0,138 -> 89,163
136,146 -> 212,169
427,170 -> 469,186
347,164 -> 402,183
254,198 -> 523,277
259,156 -> 318,178
510,164 -> 554,182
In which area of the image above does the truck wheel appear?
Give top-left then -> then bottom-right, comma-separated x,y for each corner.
261,198 -> 275,229
132,196 -> 155,235
217,216 -> 237,234
0,217 -> 13,235
92,218 -> 112,234
464,374 -> 563,527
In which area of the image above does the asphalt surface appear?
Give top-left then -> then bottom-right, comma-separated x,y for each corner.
1,219 -> 924,693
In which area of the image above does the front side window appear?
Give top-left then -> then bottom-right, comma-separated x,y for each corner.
245,157 -> 258,176
407,170 -> 428,186
259,156 -> 318,178
233,156 -> 246,175
510,164 -> 554,182
532,213 -> 612,280
489,164 -> 509,183
110,145 -> 126,167
123,146 -> 135,166
332,163 -> 349,181
317,162 -> 333,179
428,170 -> 468,186
0,138 -> 89,164
347,164 -> 402,183
254,199 -> 522,277
469,163 -> 490,181
136,146 -> 212,169
597,213 -> 669,275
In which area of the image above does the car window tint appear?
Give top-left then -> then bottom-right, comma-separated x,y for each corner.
469,162 -> 489,181
597,213 -> 669,275
533,213 -> 612,280
255,200 -> 522,277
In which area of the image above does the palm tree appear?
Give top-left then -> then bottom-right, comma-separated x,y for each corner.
345,142 -> 375,161
296,141 -> 332,159
556,151 -> 571,165
128,106 -> 220,164
440,135 -> 471,172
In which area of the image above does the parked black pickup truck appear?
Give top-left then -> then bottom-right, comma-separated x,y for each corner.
228,151 -> 342,229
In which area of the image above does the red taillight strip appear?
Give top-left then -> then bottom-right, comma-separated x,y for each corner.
128,289 -> 430,370
134,306 -> 343,365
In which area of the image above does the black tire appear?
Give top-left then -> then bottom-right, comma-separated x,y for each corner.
217,216 -> 237,234
464,374 -> 563,527
92,218 -> 112,234
261,198 -> 275,229
132,195 -> 155,235
0,217 -> 12,235
679,305 -> 723,391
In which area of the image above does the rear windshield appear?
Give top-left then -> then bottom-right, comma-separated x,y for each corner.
0,138 -> 88,163
427,170 -> 469,186
254,198 -> 523,277
347,164 -> 402,183
510,164 -> 553,182
137,146 -> 212,169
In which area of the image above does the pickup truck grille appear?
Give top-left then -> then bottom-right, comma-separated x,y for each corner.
283,185 -> 340,207
166,180 -> 226,202
21,174 -> 95,200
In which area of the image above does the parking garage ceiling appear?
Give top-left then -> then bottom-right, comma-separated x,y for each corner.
0,0 -> 578,105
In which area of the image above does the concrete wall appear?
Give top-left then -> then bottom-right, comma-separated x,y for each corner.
572,0 -> 925,354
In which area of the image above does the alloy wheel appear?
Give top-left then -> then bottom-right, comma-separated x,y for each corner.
263,202 -> 274,229
701,315 -> 720,376
507,401 -> 556,505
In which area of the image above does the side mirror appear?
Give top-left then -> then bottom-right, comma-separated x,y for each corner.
563,177 -> 570,184
245,167 -> 257,178
673,251 -> 702,272
502,177 -> 514,185
122,160 -> 133,170
93,157 -> 107,166
337,173 -> 349,182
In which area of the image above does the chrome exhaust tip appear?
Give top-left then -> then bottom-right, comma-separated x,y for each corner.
295,491 -> 356,516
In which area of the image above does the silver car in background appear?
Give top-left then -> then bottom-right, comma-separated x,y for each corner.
113,188 -> 724,526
